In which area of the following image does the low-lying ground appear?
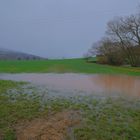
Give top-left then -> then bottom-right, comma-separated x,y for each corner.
0,59 -> 140,75
16,110 -> 80,140
0,80 -> 140,140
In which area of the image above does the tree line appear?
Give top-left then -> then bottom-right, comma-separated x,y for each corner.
85,9 -> 140,67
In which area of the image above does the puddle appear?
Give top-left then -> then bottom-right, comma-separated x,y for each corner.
0,73 -> 140,98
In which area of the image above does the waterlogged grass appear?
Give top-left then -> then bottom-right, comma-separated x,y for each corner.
0,81 -> 43,139
0,80 -> 140,140
0,59 -> 140,75
73,98 -> 140,140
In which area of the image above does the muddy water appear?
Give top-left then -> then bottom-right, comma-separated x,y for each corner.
0,73 -> 140,98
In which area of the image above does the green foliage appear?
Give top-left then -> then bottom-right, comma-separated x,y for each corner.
3,129 -> 16,140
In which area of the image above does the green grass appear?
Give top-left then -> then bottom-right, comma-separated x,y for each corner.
0,58 -> 140,75
0,80 -> 140,140
74,98 -> 140,140
0,81 -> 43,139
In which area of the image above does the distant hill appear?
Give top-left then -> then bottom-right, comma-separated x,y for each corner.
0,48 -> 44,60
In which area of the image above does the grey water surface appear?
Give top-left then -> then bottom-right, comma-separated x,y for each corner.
0,73 -> 140,98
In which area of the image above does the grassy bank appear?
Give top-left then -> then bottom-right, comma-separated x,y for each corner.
0,80 -> 140,140
0,59 -> 140,75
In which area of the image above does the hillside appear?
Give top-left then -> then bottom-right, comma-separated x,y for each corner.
0,48 -> 43,60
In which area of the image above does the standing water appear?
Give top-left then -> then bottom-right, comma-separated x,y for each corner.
0,73 -> 140,98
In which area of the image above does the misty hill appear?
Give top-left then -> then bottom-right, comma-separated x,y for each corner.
0,48 -> 44,60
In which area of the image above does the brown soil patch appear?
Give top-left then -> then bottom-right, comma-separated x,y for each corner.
0,132 -> 3,140
16,110 -> 81,140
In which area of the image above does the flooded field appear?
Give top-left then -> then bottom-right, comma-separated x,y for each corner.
0,73 -> 140,98
0,74 -> 140,140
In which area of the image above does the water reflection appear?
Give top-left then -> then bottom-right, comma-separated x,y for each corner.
0,73 -> 140,98
91,75 -> 140,97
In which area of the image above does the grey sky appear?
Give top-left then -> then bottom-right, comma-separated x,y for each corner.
0,0 -> 139,58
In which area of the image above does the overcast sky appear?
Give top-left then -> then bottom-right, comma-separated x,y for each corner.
0,0 -> 139,58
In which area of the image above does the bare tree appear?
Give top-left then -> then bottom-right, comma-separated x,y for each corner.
85,37 -> 124,65
96,38 -> 124,65
86,9 -> 140,66
106,14 -> 140,66
83,45 -> 97,62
